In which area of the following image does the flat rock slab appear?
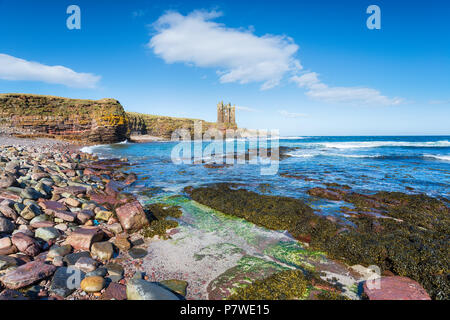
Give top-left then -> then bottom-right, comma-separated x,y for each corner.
363,276 -> 431,300
0,261 -> 56,289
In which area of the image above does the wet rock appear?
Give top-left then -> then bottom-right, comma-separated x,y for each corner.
0,217 -> 15,234
363,276 -> 431,300
115,200 -> 149,233
35,227 -> 60,242
307,187 -> 344,201
11,233 -> 41,257
0,261 -> 56,289
66,226 -> 104,251
80,276 -> 106,293
124,173 -> 137,186
91,241 -> 114,261
126,279 -> 180,300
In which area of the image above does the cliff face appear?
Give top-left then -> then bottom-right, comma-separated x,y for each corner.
126,112 -> 229,139
0,94 -> 129,144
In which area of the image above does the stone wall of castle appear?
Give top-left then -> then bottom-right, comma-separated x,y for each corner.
217,101 -> 236,125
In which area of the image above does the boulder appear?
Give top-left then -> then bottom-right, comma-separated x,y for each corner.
80,276 -> 106,293
0,261 -> 56,289
363,276 -> 431,300
66,226 -> 104,251
35,227 -> 61,242
101,282 -> 127,300
90,241 -> 114,261
11,233 -> 41,257
115,200 -> 149,232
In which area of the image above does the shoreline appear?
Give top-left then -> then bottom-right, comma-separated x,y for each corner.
0,135 -> 185,300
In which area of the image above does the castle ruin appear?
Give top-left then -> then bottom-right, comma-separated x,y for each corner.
217,101 -> 236,125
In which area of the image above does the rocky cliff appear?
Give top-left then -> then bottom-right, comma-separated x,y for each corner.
126,112 -> 224,139
0,94 -> 129,144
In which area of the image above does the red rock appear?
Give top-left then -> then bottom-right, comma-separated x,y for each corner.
53,186 -> 86,196
30,221 -> 55,229
54,210 -> 77,222
11,233 -> 41,257
363,276 -> 431,300
89,192 -> 120,209
0,261 -> 56,289
101,282 -> 127,300
0,205 -> 18,220
66,226 -> 105,251
0,191 -> 21,202
115,200 -> 149,232
38,200 -> 67,215
77,210 -> 95,224
83,168 -> 98,176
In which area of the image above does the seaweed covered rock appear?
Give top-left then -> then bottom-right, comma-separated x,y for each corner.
187,184 -> 450,299
228,270 -> 309,300
141,203 -> 182,239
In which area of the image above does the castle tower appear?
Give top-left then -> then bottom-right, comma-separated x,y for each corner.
217,101 -> 224,123
230,105 -> 236,124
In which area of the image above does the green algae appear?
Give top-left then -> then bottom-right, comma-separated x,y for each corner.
141,202 -> 182,239
227,269 -> 309,300
208,255 -> 289,299
194,243 -> 245,261
263,241 -> 325,270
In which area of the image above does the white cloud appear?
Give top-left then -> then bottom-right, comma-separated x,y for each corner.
279,110 -> 307,118
291,72 -> 402,106
148,10 -> 302,90
0,53 -> 100,88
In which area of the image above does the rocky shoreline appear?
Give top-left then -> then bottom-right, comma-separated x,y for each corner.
0,135 -> 186,300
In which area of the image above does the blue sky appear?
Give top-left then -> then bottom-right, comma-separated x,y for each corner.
0,0 -> 449,135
